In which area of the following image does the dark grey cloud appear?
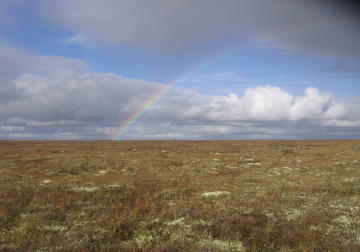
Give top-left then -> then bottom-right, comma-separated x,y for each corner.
41,0 -> 360,58
326,63 -> 360,73
0,42 -> 89,75
0,0 -> 26,25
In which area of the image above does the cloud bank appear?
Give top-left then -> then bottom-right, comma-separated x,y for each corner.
1,71 -> 359,139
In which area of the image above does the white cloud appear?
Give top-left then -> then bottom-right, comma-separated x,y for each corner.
289,87 -> 334,120
194,85 -> 348,123
0,125 -> 24,132
0,71 -> 164,123
1,71 -> 358,139
208,86 -> 293,121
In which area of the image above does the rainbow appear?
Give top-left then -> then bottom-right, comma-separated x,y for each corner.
110,84 -> 170,139
110,20 -> 338,139
110,46 -> 238,140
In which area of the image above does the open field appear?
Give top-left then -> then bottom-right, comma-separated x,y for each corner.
0,140 -> 359,251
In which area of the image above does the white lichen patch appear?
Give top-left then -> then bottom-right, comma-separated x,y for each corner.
43,225 -> 67,232
94,227 -> 108,234
282,166 -> 293,171
272,171 -> 281,175
262,210 -> 274,219
330,204 -> 360,213
309,225 -> 319,231
201,191 -> 231,198
225,165 -> 239,170
237,206 -> 254,215
191,219 -> 212,227
42,179 -> 52,184
254,190 -> 266,198
332,215 -> 353,227
20,211 -> 33,220
70,186 -> 99,192
284,208 -> 303,221
105,184 -> 121,188
340,177 -> 358,183
93,170 -> 107,176
165,217 -> 186,226
134,235 -> 156,248
198,239 -> 245,251
205,168 -> 220,174
0,243 -> 17,250
248,162 -> 262,166
292,192 -> 307,199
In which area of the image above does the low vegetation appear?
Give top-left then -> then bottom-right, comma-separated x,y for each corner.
0,140 -> 359,251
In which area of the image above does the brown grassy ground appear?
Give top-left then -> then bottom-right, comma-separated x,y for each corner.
0,140 -> 359,251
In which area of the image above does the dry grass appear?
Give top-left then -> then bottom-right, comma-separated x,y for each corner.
0,140 -> 359,251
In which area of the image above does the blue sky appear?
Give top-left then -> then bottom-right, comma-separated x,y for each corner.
0,0 -> 360,139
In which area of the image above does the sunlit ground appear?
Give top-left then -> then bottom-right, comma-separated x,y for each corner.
0,140 -> 359,251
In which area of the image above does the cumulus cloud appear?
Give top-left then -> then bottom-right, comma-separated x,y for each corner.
177,86 -> 348,123
40,0 -> 360,58
0,43 -> 91,121
0,71 -> 164,123
1,71 -> 359,139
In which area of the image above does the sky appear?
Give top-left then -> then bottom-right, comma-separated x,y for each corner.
0,0 -> 360,140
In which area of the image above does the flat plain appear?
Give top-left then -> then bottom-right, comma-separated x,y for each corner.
0,140 -> 359,251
